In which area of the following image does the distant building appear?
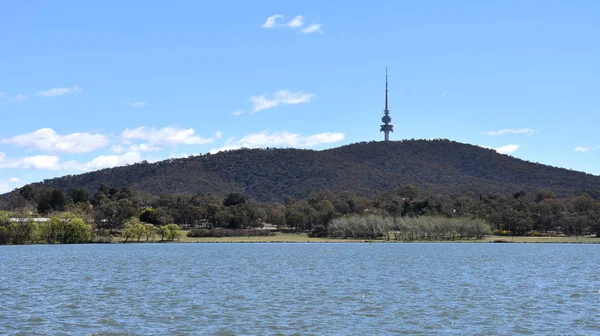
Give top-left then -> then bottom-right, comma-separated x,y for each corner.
380,67 -> 394,141
9,217 -> 50,222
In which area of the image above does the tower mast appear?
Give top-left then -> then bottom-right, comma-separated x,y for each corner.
380,67 -> 394,141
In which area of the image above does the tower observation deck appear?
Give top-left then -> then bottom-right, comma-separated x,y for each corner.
380,68 -> 394,141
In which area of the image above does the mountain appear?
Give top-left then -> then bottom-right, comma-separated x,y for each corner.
14,140 -> 600,201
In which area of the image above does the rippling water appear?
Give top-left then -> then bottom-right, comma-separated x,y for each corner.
1,243 -> 599,335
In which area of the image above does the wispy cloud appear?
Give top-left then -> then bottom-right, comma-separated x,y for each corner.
125,100 -> 147,107
480,128 -> 536,136
573,146 -> 592,153
573,145 -> 600,153
261,14 -> 323,33
301,24 -> 323,34
210,131 -> 344,153
37,86 -> 82,97
261,14 -> 283,28
249,90 -> 315,113
0,93 -> 28,103
2,128 -> 109,154
122,127 -> 214,147
215,131 -> 223,140
232,110 -> 244,116
287,15 -> 304,28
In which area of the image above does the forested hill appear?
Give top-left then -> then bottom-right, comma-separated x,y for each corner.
15,140 -> 600,201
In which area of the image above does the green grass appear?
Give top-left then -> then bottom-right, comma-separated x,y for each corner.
112,231 -> 600,244
178,232 -> 370,243
479,235 -> 600,244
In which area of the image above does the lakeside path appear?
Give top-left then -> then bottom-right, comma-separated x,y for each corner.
169,233 -> 600,244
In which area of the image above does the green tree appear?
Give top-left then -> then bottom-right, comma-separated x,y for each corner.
399,184 -> 420,201
69,188 -> 89,204
158,225 -> 170,241
9,219 -> 38,244
37,188 -> 68,214
58,214 -> 92,244
158,224 -> 182,241
0,211 -> 11,244
223,192 -> 248,207
123,217 -> 145,242
19,185 -> 37,202
140,208 -> 160,224
144,224 -> 157,241
535,190 -> 556,203
166,224 -> 182,241
117,186 -> 135,200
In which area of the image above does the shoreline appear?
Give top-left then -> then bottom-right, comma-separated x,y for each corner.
106,233 -> 600,244
3,234 -> 599,246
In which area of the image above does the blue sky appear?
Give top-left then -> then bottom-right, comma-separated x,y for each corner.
1,0 -> 600,193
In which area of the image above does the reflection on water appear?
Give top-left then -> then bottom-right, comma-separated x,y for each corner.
1,243 -> 599,335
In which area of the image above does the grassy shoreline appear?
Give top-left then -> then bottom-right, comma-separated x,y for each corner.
151,233 -> 600,244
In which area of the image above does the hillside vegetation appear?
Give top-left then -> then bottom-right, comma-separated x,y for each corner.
15,139 -> 600,202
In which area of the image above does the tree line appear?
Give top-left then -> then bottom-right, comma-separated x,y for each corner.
0,182 -> 599,244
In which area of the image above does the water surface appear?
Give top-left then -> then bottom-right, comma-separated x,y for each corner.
1,243 -> 599,335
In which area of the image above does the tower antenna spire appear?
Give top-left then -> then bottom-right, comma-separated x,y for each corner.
380,67 -> 394,141
385,67 -> 388,112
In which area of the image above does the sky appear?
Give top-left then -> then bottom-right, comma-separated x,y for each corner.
1,0 -> 600,193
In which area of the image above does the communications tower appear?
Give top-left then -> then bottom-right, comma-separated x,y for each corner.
380,68 -> 394,141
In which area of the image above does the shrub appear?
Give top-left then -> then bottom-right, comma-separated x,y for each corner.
328,215 -> 491,240
308,225 -> 328,238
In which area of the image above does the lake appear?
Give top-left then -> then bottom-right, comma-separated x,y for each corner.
1,243 -> 599,335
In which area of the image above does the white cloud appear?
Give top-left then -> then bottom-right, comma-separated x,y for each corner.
261,14 -> 283,28
0,177 -> 23,193
232,110 -> 244,116
0,150 -> 143,172
3,128 -> 109,154
301,24 -> 323,34
122,127 -> 214,146
6,94 -> 28,103
0,177 -> 23,194
573,146 -> 592,153
479,144 -> 521,154
210,131 -> 344,153
37,86 -> 82,97
215,131 -> 223,140
169,152 -> 190,159
249,90 -> 315,113
287,15 -> 304,28
81,152 -> 142,170
125,101 -> 147,107
0,153 -> 62,170
480,128 -> 536,136
262,14 -> 322,33
0,93 -> 28,103
573,145 -> 600,153
128,144 -> 161,152
495,144 -> 520,154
